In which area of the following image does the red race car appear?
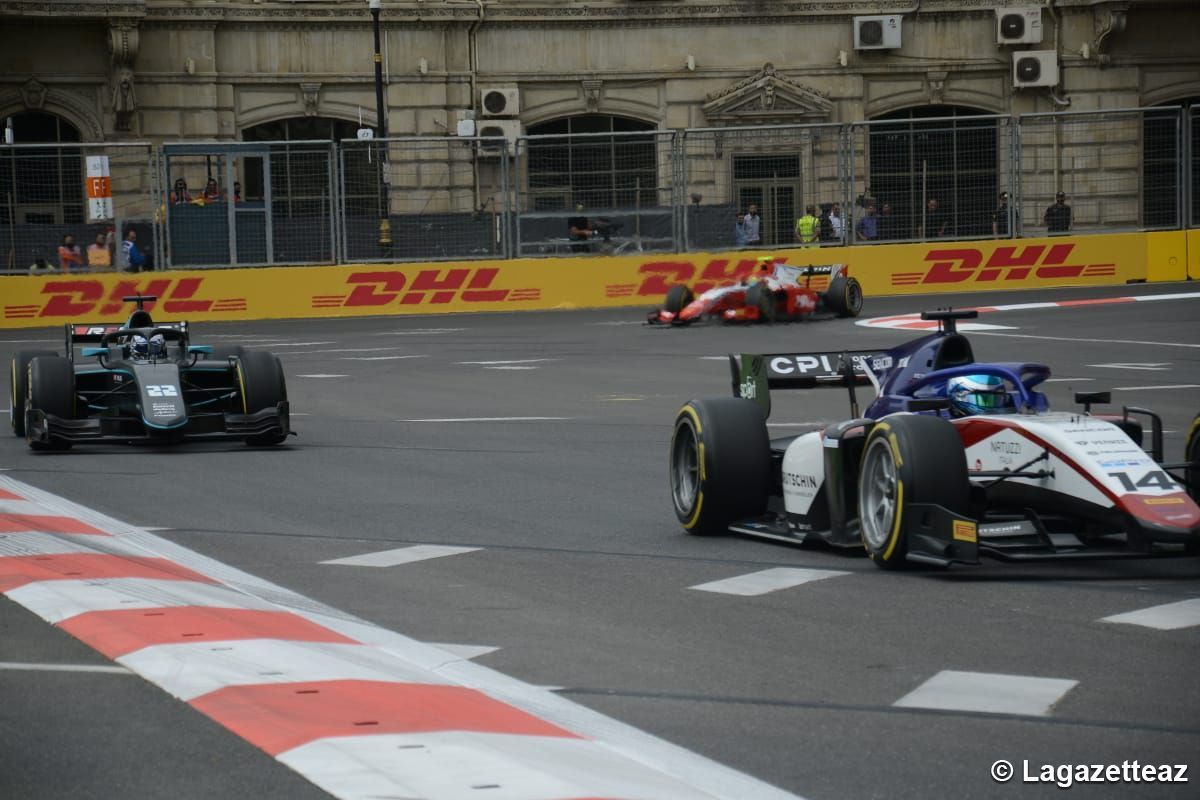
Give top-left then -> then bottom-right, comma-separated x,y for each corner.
647,260 -> 863,325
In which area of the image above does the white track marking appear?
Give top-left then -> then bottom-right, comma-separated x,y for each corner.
295,374 -> 349,378
485,365 -> 540,370
142,526 -> 172,531
1087,363 -> 1171,371
458,359 -> 558,365
1043,378 -> 1094,383
0,661 -> 132,675
698,356 -> 730,361
320,544 -> 481,568
370,328 -> 467,336
689,567 -> 849,596
397,416 -> 572,423
341,355 -> 429,361
587,320 -> 646,326
893,670 -> 1078,717
1100,599 -> 1200,630
767,421 -> 832,428
0,338 -> 59,344
122,641 -> 452,702
7,578 -> 279,624
974,332 -> 1200,349
288,347 -> 411,355
858,319 -> 1015,331
430,644 -> 501,660
1112,384 -> 1200,391
1,474 -> 804,800
252,341 -> 336,348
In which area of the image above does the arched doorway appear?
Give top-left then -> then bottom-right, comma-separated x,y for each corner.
867,105 -> 1000,240
525,115 -> 658,211
1143,97 -> 1199,228
0,112 -> 83,226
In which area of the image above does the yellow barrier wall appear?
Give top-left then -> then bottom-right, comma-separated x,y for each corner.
1188,229 -> 1200,280
0,231 -> 1173,329
1145,230 -> 1189,282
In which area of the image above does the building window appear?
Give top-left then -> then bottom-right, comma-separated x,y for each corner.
0,112 -> 83,226
868,106 -> 998,239
525,116 -> 657,211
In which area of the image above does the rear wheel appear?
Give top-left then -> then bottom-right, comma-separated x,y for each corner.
664,284 -> 694,314
10,350 -> 56,436
670,397 -> 770,535
745,282 -> 776,323
857,415 -> 969,568
826,276 -> 864,318
26,356 -> 76,451
236,350 -> 288,445
1186,413 -> 1200,504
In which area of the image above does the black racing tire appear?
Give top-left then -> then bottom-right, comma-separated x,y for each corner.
745,281 -> 776,323
826,275 -> 864,318
236,350 -> 288,445
11,350 -> 56,437
664,284 -> 694,314
27,356 -> 76,451
1186,413 -> 1200,505
857,414 -> 969,569
670,397 -> 770,535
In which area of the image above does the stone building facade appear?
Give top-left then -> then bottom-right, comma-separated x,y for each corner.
1,0 -> 1196,259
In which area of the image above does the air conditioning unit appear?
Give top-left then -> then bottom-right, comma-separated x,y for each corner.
476,119 -> 521,157
854,15 -> 902,50
1013,50 -> 1058,88
479,86 -> 520,118
996,7 -> 1043,45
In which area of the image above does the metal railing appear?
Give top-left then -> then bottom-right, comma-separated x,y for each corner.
1,105 -> 1196,274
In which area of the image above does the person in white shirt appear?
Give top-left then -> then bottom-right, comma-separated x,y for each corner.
829,202 -> 844,243
741,203 -> 762,246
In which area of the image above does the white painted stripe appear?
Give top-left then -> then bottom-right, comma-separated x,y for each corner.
766,421 -> 830,428
974,332 -> 1200,349
893,670 -> 1078,717
1131,291 -> 1200,302
1043,377 -> 1094,383
0,338 -> 60,344
0,473 -> 804,800
1100,599 -> 1200,630
1113,384 -> 1200,391
289,347 -> 408,355
458,359 -> 557,365
429,643 -> 500,661
370,328 -> 467,336
141,526 -> 172,531
0,661 -> 131,675
0,499 -> 48,515
320,544 -> 481,567
7,578 -> 277,624
587,320 -> 646,326
255,341 -> 337,348
120,640 -> 450,701
295,374 -> 349,378
1087,362 -> 1170,371
484,365 -> 540,370
341,355 -> 428,361
689,567 -> 849,596
397,417 -> 572,423
279,732 -> 751,800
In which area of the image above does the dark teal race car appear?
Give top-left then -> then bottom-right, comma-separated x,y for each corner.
9,296 -> 291,451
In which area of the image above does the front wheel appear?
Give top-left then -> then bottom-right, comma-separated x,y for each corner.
857,415 -> 969,568
670,398 -> 770,535
236,350 -> 288,445
825,276 -> 864,318
1186,413 -> 1200,504
745,282 -> 776,323
11,350 -> 57,437
26,356 -> 76,451
664,284 -> 694,314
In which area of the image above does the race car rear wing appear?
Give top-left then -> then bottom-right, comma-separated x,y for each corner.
730,349 -> 885,418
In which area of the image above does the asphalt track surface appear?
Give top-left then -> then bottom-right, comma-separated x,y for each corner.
2,282 -> 1199,800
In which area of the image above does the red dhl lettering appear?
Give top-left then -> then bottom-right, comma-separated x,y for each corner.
336,268 -> 526,307
634,258 -> 763,296
914,244 -> 1101,284
38,278 -> 223,318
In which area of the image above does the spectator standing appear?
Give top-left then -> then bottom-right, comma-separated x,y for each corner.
734,211 -> 748,246
57,234 -> 83,272
86,232 -> 111,269
818,204 -> 835,244
169,178 -> 192,204
121,228 -> 148,272
567,203 -> 593,253
742,203 -> 762,247
794,204 -> 818,247
829,202 -> 844,243
878,201 -> 897,241
921,197 -> 948,238
1044,191 -> 1071,234
233,181 -> 243,203
856,203 -> 879,241
202,177 -> 224,203
992,191 -> 1015,237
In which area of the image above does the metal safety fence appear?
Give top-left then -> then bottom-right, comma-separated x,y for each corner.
1,104 -> 1197,274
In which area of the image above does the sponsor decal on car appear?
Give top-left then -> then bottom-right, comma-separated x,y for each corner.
952,520 -> 978,542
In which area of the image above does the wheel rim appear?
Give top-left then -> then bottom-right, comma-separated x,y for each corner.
860,437 -> 898,549
848,281 -> 863,313
671,419 -> 701,516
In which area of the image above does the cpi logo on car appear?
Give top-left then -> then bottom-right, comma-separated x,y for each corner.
892,243 -> 1117,286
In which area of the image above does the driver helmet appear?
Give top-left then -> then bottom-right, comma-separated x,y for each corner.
129,333 -> 167,360
947,374 -> 1015,416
